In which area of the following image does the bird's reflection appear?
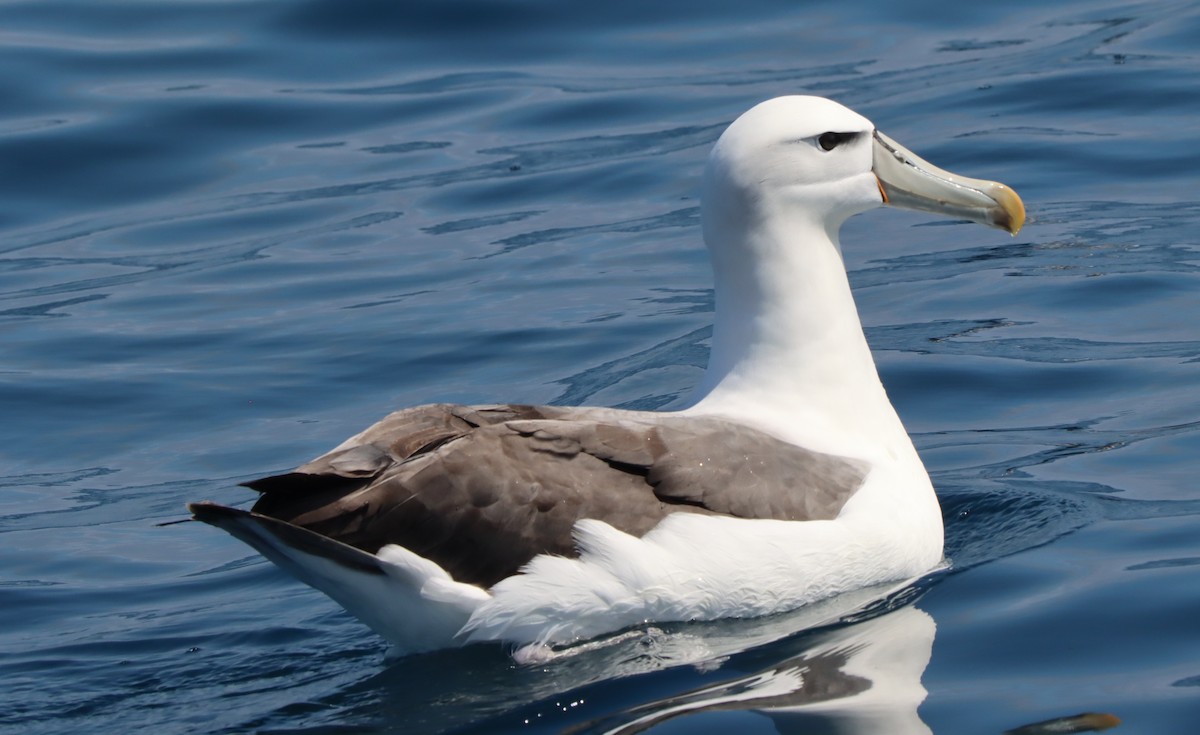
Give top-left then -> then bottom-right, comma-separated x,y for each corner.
574,604 -> 936,735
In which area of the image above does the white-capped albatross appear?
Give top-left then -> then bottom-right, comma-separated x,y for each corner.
189,96 -> 1024,656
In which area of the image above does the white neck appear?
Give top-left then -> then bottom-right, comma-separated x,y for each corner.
683,192 -> 909,461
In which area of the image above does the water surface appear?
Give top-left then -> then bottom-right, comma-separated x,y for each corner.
2,1 -> 1198,733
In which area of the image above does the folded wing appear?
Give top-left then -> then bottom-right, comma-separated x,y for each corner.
199,403 -> 870,587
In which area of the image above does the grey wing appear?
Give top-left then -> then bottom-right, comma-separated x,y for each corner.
200,404 -> 871,588
504,415 -> 871,522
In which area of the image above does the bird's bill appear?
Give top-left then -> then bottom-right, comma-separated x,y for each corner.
872,130 -> 1025,235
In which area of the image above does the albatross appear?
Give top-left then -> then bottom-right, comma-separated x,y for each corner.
189,96 -> 1024,656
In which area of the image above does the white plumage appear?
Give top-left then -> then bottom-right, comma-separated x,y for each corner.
190,95 -> 1023,656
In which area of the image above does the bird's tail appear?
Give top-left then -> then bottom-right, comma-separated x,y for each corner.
188,502 -> 490,654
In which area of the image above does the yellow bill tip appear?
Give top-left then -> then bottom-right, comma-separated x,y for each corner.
993,182 -> 1026,235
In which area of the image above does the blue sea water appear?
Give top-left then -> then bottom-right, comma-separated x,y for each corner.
2,0 -> 1198,733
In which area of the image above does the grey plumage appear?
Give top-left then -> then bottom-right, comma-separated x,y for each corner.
192,403 -> 869,588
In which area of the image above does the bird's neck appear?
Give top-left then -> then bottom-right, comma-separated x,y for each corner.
686,211 -> 907,457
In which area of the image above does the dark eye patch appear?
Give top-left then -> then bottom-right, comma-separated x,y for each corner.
818,131 -> 858,151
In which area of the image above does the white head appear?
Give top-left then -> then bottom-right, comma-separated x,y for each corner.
703,96 -> 883,244
702,95 -> 1024,262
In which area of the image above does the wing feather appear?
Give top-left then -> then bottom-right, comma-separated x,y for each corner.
221,404 -> 870,587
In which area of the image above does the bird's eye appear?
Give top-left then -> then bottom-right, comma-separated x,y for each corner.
817,131 -> 853,151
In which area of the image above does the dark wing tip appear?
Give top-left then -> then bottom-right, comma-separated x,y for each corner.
187,501 -> 385,577
239,473 -> 300,493
188,500 -> 243,524
239,471 -> 373,497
